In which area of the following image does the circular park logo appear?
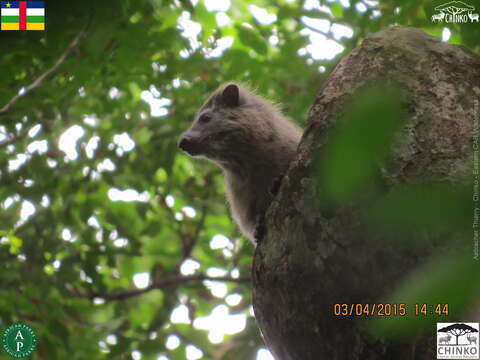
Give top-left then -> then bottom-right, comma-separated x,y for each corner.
2,323 -> 38,358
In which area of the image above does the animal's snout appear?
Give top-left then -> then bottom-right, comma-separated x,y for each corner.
178,135 -> 200,156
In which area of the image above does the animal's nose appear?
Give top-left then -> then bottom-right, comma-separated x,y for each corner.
178,136 -> 191,151
178,136 -> 200,155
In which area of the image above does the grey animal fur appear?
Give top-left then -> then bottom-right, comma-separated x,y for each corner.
179,83 -> 302,243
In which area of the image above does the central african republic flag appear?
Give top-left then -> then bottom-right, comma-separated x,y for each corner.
1,1 -> 45,31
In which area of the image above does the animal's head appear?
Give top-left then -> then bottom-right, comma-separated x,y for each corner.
178,83 -> 278,166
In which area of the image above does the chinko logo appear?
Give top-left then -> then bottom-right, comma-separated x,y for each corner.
437,322 -> 480,359
1,1 -> 45,31
431,1 -> 479,23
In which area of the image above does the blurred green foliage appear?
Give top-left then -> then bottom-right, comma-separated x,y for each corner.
0,0 -> 478,358
317,87 -> 405,206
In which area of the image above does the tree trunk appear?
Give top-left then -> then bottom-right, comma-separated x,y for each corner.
252,26 -> 479,360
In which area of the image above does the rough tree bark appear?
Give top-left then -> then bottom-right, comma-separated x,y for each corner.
252,26 -> 479,360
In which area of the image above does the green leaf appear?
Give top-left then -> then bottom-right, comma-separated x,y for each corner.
369,253 -> 480,338
330,3 -> 344,18
316,87 -> 405,205
235,25 -> 268,55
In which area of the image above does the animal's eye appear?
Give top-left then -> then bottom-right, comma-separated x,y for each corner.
199,114 -> 211,124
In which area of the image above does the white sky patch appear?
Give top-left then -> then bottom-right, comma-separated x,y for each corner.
304,32 -> 344,60
206,267 -> 227,277
59,125 -> 85,161
97,158 -> 116,172
165,195 -> 175,207
132,350 -> 141,360
152,63 -> 167,73
257,348 -> 275,360
113,132 -> 135,152
6,144 -> 14,154
20,200 -> 35,221
62,228 -> 74,242
304,0 -> 333,15
231,268 -> 240,279
106,334 -> 117,345
175,212 -> 184,221
95,229 -> 103,243
172,78 -> 181,88
193,305 -> 246,344
269,35 -> 279,46
206,36 -> 234,58
182,206 -> 196,218
442,28 -> 451,42
301,17 -> 330,33
80,269 -> 93,283
203,280 -> 227,298
222,249 -> 233,258
356,2 -> 367,12
179,49 -> 190,59
216,12 -> 231,27
99,341 -> 108,353
85,136 -> 100,158
149,85 -> 161,97
331,23 -> 353,39
205,0 -> 230,12
0,126 -> 6,142
3,195 -> 19,210
109,87 -> 122,99
210,234 -> 233,250
249,5 -> 277,25
226,293 -> 242,306
180,258 -> 200,276
28,124 -> 42,138
8,153 -> 29,171
171,305 -> 190,324
108,188 -> 150,202
178,11 -> 202,51
186,345 -> 203,360
113,238 -> 128,247
93,297 -> 105,305
27,140 -> 48,155
166,335 -> 180,350
133,272 -> 150,289
88,216 -> 101,228
83,115 -> 99,127
141,91 -> 171,117
41,195 -> 50,207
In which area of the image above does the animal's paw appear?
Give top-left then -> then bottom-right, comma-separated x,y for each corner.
254,213 -> 266,243
270,174 -> 285,196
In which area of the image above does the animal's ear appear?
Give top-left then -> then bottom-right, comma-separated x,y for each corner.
221,84 -> 240,107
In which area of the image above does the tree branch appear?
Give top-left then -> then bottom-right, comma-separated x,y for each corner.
0,25 -> 88,116
297,17 -> 337,42
82,273 -> 250,301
